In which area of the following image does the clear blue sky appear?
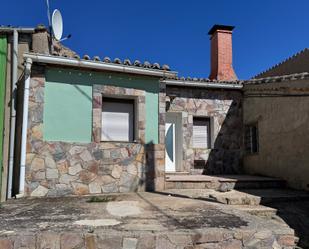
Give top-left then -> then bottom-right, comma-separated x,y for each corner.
1,0 -> 309,79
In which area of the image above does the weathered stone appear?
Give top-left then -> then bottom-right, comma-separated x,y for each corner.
119,172 -> 138,192
13,235 -> 36,249
69,146 -> 85,155
135,153 -> 144,163
102,182 -> 118,193
168,234 -> 193,246
120,148 -> 129,158
96,235 -> 122,249
277,235 -> 295,246
156,236 -> 176,249
57,160 -> 69,174
68,164 -> 82,176
79,170 -> 96,184
111,165 -> 122,179
85,234 -> 96,249
74,219 -> 120,227
46,168 -> 58,179
45,157 -> 57,169
80,149 -> 93,161
60,233 -> 83,249
72,182 -> 89,195
32,124 -> 43,140
31,185 -> 49,197
54,184 -> 73,196
127,164 -> 137,175
93,150 -> 103,160
38,232 -> 60,249
220,239 -> 242,249
31,157 -> 45,171
59,174 -> 78,184
254,230 -> 273,240
34,171 -> 46,180
26,153 -> 35,165
192,231 -> 224,244
110,149 -> 121,159
53,152 -> 66,162
0,239 -> 13,249
101,175 -> 116,184
89,181 -> 102,194
87,161 -> 99,174
123,238 -> 138,249
137,235 -> 155,249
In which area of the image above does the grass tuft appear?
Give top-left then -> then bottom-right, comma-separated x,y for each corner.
87,196 -> 116,203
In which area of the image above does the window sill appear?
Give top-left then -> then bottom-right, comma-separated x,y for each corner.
100,140 -> 140,144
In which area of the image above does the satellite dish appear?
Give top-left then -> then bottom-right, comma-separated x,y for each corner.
51,9 -> 63,41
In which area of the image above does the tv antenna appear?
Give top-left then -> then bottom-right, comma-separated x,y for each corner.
45,0 -> 72,51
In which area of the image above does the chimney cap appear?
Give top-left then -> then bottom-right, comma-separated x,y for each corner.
208,24 -> 235,35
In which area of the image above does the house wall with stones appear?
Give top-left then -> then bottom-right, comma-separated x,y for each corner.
166,86 -> 243,175
25,65 -> 165,197
243,78 -> 309,191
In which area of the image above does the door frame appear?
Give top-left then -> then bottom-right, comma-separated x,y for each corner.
165,112 -> 183,172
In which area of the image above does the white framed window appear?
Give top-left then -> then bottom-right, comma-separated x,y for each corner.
245,124 -> 259,154
101,98 -> 135,142
193,117 -> 211,149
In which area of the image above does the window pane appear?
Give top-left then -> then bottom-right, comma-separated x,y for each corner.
102,99 -> 134,142
251,126 -> 258,153
245,125 -> 259,153
193,118 -> 210,148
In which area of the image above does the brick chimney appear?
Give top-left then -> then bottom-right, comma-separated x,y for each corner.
208,25 -> 237,81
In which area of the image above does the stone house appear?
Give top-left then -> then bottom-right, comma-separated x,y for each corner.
18,24 -> 246,197
2,23 -> 309,199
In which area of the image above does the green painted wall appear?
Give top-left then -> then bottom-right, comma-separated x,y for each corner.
0,36 -> 7,197
44,80 -> 92,143
44,68 -> 159,144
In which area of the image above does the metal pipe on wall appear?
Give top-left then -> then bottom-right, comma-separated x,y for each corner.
18,58 -> 32,197
7,29 -> 18,198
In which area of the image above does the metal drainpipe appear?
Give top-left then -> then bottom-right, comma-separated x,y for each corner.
17,58 -> 32,197
7,29 -> 18,198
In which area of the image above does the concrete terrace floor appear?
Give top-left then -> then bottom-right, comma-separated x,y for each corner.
0,192 -> 297,249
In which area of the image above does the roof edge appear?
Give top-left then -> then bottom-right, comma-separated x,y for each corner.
253,48 -> 309,78
245,72 -> 309,85
24,53 -> 178,78
162,79 -> 243,89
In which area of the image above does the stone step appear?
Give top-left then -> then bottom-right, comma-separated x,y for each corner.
165,171 -> 190,175
231,205 -> 278,218
162,188 -> 309,206
165,174 -> 286,191
242,188 -> 309,204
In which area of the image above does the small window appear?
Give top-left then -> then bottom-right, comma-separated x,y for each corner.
193,117 -> 211,149
101,98 -> 135,142
245,124 -> 259,154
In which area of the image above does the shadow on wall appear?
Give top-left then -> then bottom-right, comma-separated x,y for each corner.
145,142 -> 155,191
12,69 -> 26,196
166,86 -> 244,175
204,99 -> 244,175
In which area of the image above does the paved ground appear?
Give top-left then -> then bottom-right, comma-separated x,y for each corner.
0,192 -> 296,248
165,174 -> 283,182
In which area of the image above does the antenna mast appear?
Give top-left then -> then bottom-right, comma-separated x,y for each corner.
46,0 -> 53,53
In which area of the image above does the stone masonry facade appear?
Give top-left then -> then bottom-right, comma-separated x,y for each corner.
25,67 -> 165,197
166,86 -> 243,175
25,64 -> 243,197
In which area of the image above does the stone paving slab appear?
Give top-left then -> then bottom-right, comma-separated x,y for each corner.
0,192 -> 296,248
165,174 -> 283,182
